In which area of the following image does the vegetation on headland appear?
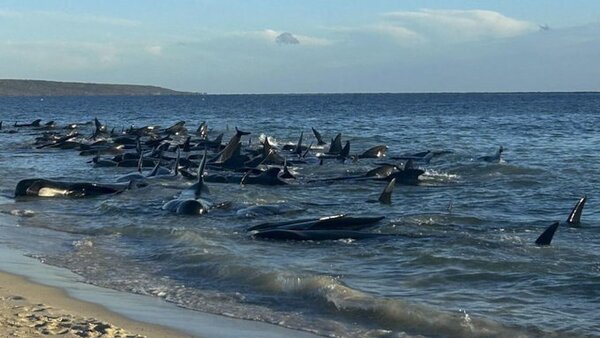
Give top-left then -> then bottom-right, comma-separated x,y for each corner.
0,79 -> 197,96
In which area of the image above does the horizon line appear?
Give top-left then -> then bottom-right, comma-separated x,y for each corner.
1,78 -> 598,96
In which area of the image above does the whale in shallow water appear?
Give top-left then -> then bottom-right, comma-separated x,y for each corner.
358,145 -> 388,159
241,167 -> 290,186
312,127 -> 327,146
478,146 -> 504,163
534,196 -> 588,245
247,214 -> 385,232
565,195 -> 586,226
535,222 -> 559,246
162,149 -> 229,215
252,229 -> 391,241
14,119 -> 42,128
15,179 -> 134,198
366,178 -> 396,205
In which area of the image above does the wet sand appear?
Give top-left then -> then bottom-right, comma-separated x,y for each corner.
0,242 -> 319,338
0,271 -> 192,338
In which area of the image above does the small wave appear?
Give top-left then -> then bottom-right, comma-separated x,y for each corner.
256,271 -> 530,338
420,169 -> 461,185
236,203 -> 306,218
3,209 -> 36,217
72,238 -> 94,249
453,163 -> 545,178
258,133 -> 278,147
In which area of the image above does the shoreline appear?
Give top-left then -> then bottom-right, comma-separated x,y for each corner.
0,244 -> 319,338
0,271 -> 192,338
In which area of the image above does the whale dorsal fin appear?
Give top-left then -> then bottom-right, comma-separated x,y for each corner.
182,136 -> 191,152
137,150 -> 144,173
302,143 -> 313,159
173,148 -> 181,176
262,137 -> 272,157
197,121 -> 208,139
566,196 -> 587,226
212,133 -> 224,146
312,127 -> 326,145
294,131 -> 304,156
340,141 -> 350,158
193,148 -> 209,197
281,160 -> 296,179
378,178 -> 396,205
535,222 -> 560,246
328,133 -> 342,154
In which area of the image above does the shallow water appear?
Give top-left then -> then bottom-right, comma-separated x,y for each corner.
1,93 -> 599,337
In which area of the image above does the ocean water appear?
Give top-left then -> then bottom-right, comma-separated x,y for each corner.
0,93 -> 599,338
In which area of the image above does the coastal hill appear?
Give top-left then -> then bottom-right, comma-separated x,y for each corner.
0,79 -> 196,96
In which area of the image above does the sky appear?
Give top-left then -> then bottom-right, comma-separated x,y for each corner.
1,1 -> 599,93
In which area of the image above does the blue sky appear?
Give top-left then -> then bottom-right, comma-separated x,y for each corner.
1,1 -> 599,93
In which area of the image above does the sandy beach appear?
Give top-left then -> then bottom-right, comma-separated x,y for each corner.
0,236 -> 319,338
0,271 -> 192,338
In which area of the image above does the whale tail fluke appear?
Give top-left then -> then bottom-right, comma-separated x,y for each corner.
535,222 -> 560,246
566,196 -> 587,226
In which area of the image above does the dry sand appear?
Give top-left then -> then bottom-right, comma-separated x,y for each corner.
0,271 -> 193,338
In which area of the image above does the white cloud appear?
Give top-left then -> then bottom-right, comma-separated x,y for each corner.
34,11 -> 141,27
381,9 -> 537,43
0,41 -> 120,70
146,45 -> 163,56
0,9 -> 22,18
368,24 -> 423,44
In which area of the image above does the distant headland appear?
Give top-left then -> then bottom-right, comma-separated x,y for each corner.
0,79 -> 198,96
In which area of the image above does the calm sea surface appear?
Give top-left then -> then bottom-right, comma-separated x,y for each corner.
1,93 -> 599,337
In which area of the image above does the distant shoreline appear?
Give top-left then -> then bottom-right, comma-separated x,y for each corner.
1,79 -> 597,96
0,79 -> 198,97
